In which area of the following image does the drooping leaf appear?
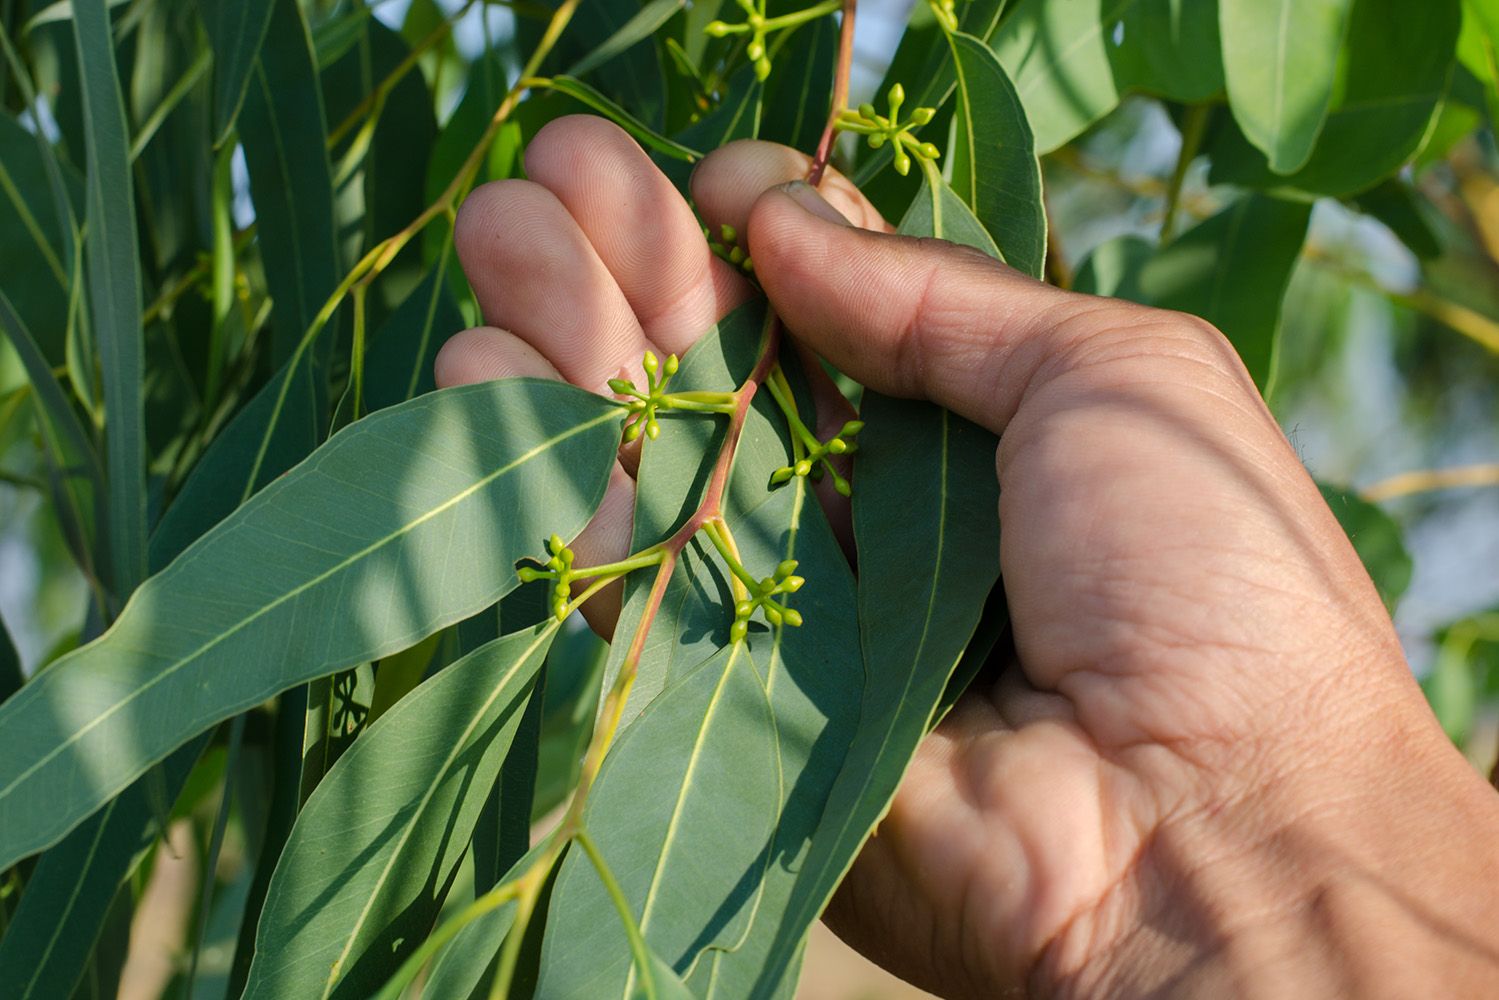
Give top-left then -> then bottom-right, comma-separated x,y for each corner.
1319,483 -> 1413,612
541,642 -> 780,997
0,739 -> 207,1000
1139,194 -> 1312,393
759,15 -> 835,152
531,620 -> 608,821
1220,0 -> 1352,174
659,64 -> 762,188
567,0 -> 685,80
0,380 -> 622,868
0,111 -> 78,362
240,0 -> 340,365
538,75 -> 702,162
0,289 -> 104,594
946,31 -> 1046,278
149,350 -> 323,568
1210,0 -> 1461,196
72,0 -> 146,596
198,0 -> 276,143
993,0 -> 1224,153
361,245 -> 464,412
242,623 -> 558,1000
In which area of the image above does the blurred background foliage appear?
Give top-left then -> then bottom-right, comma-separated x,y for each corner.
1,0 -> 1498,997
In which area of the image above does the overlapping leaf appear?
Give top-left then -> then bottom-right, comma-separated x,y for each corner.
73,0 -> 146,595
1221,0 -> 1352,174
0,380 -> 622,868
243,623 -> 559,999
199,0 -> 276,142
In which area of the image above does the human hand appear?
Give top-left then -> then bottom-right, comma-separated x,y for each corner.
437,117 -> 1499,999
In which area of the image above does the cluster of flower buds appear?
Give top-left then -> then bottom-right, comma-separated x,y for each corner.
730,559 -> 806,641
771,419 -> 863,497
705,0 -> 776,80
517,534 -> 580,622
609,350 -> 680,443
707,223 -> 754,274
836,83 -> 941,176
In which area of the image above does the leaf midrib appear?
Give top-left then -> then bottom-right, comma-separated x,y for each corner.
0,407 -> 617,809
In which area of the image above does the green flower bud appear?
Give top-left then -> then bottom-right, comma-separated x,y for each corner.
705,20 -> 733,36
624,421 -> 642,443
910,106 -> 936,126
827,438 -> 848,454
759,576 -> 776,594
770,466 -> 794,485
764,605 -> 783,626
783,575 -> 805,592
646,419 -> 661,440
664,353 -> 679,376
607,378 -> 633,394
868,132 -> 887,149
793,458 -> 812,477
892,144 -> 911,176
643,350 -> 659,375
841,420 -> 865,436
517,566 -> 543,583
747,37 -> 764,60
720,223 -> 738,243
735,599 -> 754,619
782,607 -> 803,628
833,475 -> 852,498
776,559 -> 799,579
888,82 -> 905,114
553,600 -> 568,621
917,141 -> 941,160
730,619 -> 748,642
755,54 -> 771,80
729,246 -> 746,264
550,534 -> 564,553
858,102 -> 877,120
742,257 -> 754,273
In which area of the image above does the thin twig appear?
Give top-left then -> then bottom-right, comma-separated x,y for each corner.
1361,464 -> 1499,503
807,0 -> 856,187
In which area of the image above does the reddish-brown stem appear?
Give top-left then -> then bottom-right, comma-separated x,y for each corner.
807,0 -> 857,187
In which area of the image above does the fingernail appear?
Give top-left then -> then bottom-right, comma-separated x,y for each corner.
775,181 -> 851,226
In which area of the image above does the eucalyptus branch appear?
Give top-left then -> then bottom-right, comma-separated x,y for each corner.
808,0 -> 857,186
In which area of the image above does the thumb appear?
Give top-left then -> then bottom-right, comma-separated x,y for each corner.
745,181 -> 1109,434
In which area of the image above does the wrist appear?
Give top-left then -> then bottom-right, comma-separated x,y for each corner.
1031,693 -> 1499,999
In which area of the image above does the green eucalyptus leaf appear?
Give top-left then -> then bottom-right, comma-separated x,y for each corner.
198,0 -> 276,143
993,0 -> 1223,153
898,174 -> 1003,260
0,111 -> 78,362
538,643 -> 778,997
539,75 -> 702,162
0,739 -> 206,1000
568,0 -> 685,80
1352,180 -> 1444,260
707,181 -> 1004,1000
360,250 -> 465,412
242,623 -> 558,1000
946,30 -> 1046,278
759,15 -> 835,152
1220,0 -> 1352,174
1210,0 -> 1461,196
0,380 -> 622,869
239,0 -> 340,365
660,64 -> 762,188
1139,194 -> 1312,394
0,289 -> 105,593
73,0 -> 146,596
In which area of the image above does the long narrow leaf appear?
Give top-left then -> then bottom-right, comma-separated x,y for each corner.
199,0 -> 277,144
0,380 -> 622,868
72,0 -> 145,596
243,623 -> 559,999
